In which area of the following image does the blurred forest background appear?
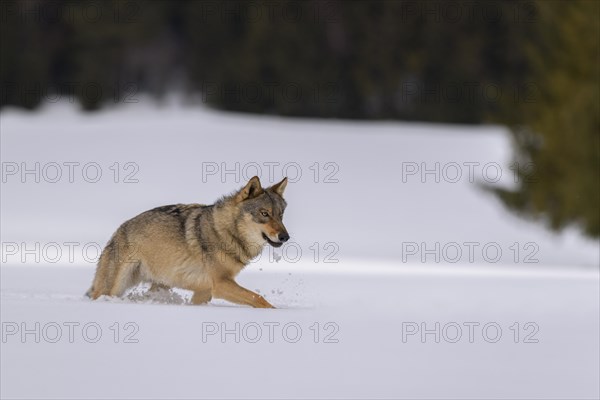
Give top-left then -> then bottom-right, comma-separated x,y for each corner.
0,0 -> 598,237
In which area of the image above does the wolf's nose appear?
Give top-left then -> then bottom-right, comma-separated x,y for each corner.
278,232 -> 290,242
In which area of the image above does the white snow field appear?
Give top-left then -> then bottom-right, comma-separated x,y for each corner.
1,100 -> 599,399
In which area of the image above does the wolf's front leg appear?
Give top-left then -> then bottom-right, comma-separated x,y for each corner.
213,279 -> 274,308
191,288 -> 212,305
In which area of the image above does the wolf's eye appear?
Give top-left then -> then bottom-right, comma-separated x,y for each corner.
260,210 -> 269,217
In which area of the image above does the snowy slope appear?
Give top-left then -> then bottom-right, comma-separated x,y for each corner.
1,99 -> 598,266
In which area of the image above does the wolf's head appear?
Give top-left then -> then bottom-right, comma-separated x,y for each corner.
233,176 -> 289,248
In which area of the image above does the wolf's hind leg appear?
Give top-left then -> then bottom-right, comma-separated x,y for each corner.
149,282 -> 171,292
109,261 -> 141,297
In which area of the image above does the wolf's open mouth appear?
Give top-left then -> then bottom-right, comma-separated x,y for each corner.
262,233 -> 283,248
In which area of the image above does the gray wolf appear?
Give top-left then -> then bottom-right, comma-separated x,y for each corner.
86,176 -> 289,308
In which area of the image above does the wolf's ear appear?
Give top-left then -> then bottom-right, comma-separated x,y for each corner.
236,176 -> 263,202
269,177 -> 288,197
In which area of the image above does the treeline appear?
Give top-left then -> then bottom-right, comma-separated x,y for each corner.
1,0 -> 535,121
0,0 -> 598,236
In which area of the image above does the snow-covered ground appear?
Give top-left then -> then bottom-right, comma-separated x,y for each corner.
1,263 -> 598,399
1,100 -> 599,399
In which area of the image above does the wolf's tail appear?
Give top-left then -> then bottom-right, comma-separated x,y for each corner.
86,237 -> 116,299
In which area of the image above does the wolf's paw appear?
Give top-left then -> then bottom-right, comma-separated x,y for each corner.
254,295 -> 276,309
